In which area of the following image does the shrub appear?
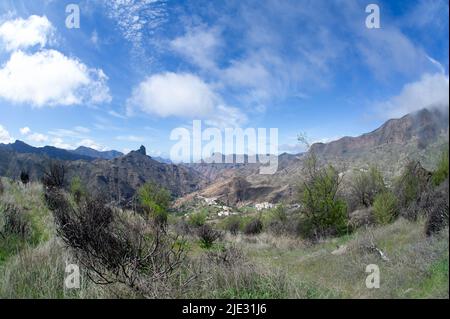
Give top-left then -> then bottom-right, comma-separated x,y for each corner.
349,166 -> 386,208
432,149 -> 449,187
1,204 -> 30,240
46,190 -> 192,297
20,171 -> 30,185
373,191 -> 398,225
42,162 -> 66,189
0,178 -> 4,196
137,182 -> 171,224
395,161 -> 431,209
197,224 -> 222,249
70,176 -> 86,204
298,153 -> 348,239
189,210 -> 207,227
223,216 -> 241,235
244,218 -> 263,235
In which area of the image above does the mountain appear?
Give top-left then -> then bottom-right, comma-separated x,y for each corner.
177,107 -> 449,207
0,144 -> 208,206
152,156 -> 173,164
63,145 -> 208,205
71,146 -> 123,160
310,108 -> 449,157
0,140 -> 93,161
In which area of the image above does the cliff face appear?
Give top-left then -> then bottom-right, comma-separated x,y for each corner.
310,108 -> 449,157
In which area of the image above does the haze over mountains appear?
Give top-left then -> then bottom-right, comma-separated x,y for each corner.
0,107 -> 448,206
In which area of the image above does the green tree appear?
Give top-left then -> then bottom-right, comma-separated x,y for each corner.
432,148 -> 449,187
350,166 -> 386,208
299,153 -> 348,239
373,191 -> 398,225
138,182 -> 171,224
70,176 -> 86,204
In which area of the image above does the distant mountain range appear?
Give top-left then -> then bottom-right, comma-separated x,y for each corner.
71,146 -> 124,160
0,107 -> 448,206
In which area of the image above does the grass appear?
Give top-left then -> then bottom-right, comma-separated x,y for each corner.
0,177 -> 448,299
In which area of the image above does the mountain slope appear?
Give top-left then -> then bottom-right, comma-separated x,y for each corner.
177,107 -> 449,206
0,140 -> 94,161
71,146 -> 123,160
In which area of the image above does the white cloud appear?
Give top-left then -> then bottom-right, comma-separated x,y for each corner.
0,49 -> 111,107
375,73 -> 449,119
28,132 -> 48,143
128,72 -> 216,118
128,72 -> 246,127
74,126 -> 90,133
0,125 -> 14,143
0,15 -> 53,51
116,135 -> 146,142
50,137 -> 73,149
76,139 -> 106,151
20,127 -> 31,135
170,27 -> 221,70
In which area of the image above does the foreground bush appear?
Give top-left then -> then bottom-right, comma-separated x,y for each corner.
197,224 -> 222,249
189,210 -> 207,227
349,166 -> 386,209
70,176 -> 87,204
138,182 -> 171,224
432,149 -> 449,187
373,191 -> 398,225
298,153 -> 348,239
244,218 -> 263,235
46,190 -> 193,298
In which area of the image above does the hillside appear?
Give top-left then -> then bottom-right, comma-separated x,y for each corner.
179,108 -> 449,206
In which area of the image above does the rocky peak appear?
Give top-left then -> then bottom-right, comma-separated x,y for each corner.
137,145 -> 146,156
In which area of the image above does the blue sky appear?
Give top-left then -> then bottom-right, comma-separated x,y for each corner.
0,0 -> 448,158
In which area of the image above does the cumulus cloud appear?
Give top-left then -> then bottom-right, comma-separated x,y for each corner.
128,72 -> 246,127
50,137 -> 73,149
28,132 -> 48,143
0,15 -> 53,51
128,72 -> 215,117
375,73 -> 449,119
76,139 -> 106,151
0,50 -> 111,107
0,125 -> 13,144
20,127 -> 31,135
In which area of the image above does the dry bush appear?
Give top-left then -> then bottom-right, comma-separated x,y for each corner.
0,204 -> 30,240
244,218 -> 263,235
349,166 -> 386,209
46,190 -> 194,298
424,179 -> 449,236
197,224 -> 223,249
42,162 -> 66,190
20,171 -> 30,185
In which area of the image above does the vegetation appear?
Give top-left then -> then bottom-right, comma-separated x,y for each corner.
197,224 -> 222,249
137,182 -> 171,224
69,176 -> 87,204
349,166 -> 386,209
0,152 -> 448,299
20,171 -> 30,185
373,191 -> 398,225
298,153 -> 348,239
244,218 -> 263,235
432,148 -> 449,187
188,210 -> 208,227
